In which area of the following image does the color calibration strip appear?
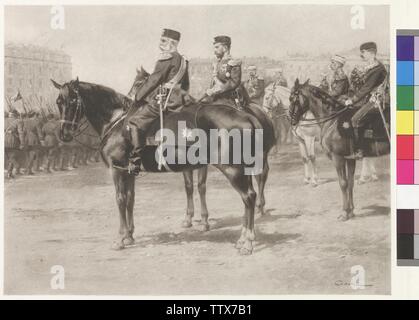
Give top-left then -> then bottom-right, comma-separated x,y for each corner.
396,30 -> 419,184
397,209 -> 419,266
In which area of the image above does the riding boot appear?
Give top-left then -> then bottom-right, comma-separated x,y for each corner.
345,127 -> 364,160
127,126 -> 145,175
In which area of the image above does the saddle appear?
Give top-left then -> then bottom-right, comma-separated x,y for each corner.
337,104 -> 390,141
122,104 -> 200,146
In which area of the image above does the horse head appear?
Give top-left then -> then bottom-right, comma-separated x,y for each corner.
51,77 -> 85,142
289,78 -> 310,125
127,66 -> 150,98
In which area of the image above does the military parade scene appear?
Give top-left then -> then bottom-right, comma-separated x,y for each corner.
3,5 -> 390,295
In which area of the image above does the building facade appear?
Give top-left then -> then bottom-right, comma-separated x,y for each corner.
4,43 -> 72,111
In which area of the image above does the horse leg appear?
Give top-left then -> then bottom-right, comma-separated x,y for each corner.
181,170 -> 194,228
346,159 -> 356,219
216,165 -> 256,255
333,154 -> 350,221
111,167 -> 130,250
307,136 -> 319,186
255,156 -> 269,215
298,138 -> 311,184
124,174 -> 136,245
197,167 -> 210,232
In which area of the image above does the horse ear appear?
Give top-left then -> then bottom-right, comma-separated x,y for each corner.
50,79 -> 62,89
304,79 -> 310,86
74,77 -> 79,87
294,78 -> 300,87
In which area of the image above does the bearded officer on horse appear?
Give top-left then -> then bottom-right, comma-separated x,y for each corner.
127,28 -> 190,175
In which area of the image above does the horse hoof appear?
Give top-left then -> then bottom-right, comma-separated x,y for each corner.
337,215 -> 349,222
111,241 -> 125,250
123,237 -> 135,246
347,212 -> 355,219
303,178 -> 311,185
201,224 -> 210,232
239,246 -> 253,255
235,240 -> 245,250
182,220 -> 193,228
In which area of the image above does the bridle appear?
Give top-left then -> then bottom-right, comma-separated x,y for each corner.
289,86 -> 348,127
59,88 -> 89,137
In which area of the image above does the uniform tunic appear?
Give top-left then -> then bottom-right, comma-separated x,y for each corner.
329,68 -> 349,98
207,54 -> 248,108
4,117 -> 24,149
351,61 -> 388,127
244,76 -> 265,105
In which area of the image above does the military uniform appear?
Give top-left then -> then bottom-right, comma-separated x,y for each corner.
127,28 -> 189,173
42,116 -> 61,172
350,61 -> 387,127
4,111 -> 25,178
23,112 -> 44,174
345,42 -> 388,159
206,53 -> 248,109
244,75 -> 265,105
329,68 -> 349,98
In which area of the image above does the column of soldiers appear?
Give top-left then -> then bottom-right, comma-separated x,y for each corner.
4,105 -> 101,179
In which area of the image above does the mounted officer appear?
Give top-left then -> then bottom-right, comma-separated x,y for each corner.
243,65 -> 265,105
202,35 -> 249,109
4,109 -> 25,178
343,42 -> 388,160
127,28 -> 190,175
328,54 -> 349,98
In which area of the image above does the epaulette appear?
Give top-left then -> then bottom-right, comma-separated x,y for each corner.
227,58 -> 242,67
158,52 -> 174,61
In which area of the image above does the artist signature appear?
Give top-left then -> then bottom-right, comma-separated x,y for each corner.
334,280 -> 373,288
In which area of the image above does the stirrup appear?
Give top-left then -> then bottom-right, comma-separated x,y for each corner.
127,160 -> 141,175
345,150 -> 363,160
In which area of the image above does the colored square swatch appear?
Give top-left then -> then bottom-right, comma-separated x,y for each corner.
397,36 -> 414,61
398,234 -> 414,259
397,135 -> 414,159
397,61 -> 414,85
415,36 -> 419,60
415,210 -> 419,234
414,136 -> 419,159
397,111 -> 414,134
415,161 -> 419,184
414,86 -> 419,110
397,86 -> 414,110
397,160 -> 414,184
415,235 -> 419,259
398,209 -> 415,233
415,62 -> 419,85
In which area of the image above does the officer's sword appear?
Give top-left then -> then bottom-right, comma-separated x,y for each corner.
376,93 -> 390,142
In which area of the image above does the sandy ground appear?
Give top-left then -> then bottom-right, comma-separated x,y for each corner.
4,145 -> 390,295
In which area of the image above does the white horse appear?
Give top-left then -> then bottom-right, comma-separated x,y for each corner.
263,84 -> 321,186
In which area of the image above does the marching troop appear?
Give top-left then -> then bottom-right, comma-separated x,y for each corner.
4,28 -> 389,178
4,107 -> 100,179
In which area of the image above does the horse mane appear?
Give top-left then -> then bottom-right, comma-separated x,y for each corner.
304,84 -> 344,111
75,81 -> 132,111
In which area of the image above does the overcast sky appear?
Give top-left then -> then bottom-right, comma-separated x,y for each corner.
5,5 -> 389,93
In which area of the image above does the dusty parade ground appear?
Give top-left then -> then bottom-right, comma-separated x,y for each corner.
4,145 -> 390,295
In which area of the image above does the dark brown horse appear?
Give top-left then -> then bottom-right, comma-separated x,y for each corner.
288,79 -> 389,221
51,77 -> 274,254
127,68 -> 274,232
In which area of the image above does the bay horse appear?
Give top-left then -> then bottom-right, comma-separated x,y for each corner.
288,79 -> 390,221
51,77 -> 273,255
263,83 -> 321,186
127,68 -> 274,229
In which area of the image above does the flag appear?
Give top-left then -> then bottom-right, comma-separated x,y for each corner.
12,90 -> 22,102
